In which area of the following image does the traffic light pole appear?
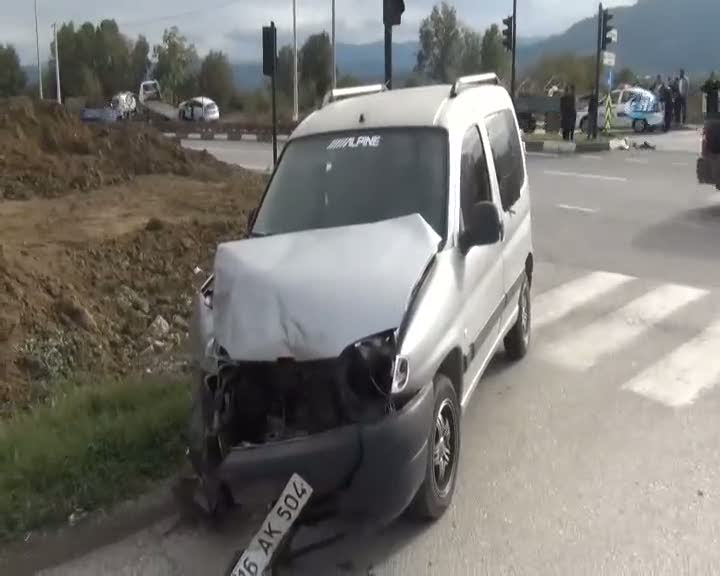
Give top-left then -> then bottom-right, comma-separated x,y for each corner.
511,0 -> 517,101
385,24 -> 392,89
593,2 -> 603,139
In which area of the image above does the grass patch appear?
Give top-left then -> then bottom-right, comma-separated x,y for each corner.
0,374 -> 191,540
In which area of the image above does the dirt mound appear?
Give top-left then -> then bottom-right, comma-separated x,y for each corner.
0,97 -> 232,200
0,170 -> 267,413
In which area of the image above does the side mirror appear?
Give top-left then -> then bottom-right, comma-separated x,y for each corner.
459,201 -> 502,253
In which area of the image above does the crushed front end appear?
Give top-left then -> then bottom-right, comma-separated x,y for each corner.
188,299 -> 432,526
185,216 -> 440,525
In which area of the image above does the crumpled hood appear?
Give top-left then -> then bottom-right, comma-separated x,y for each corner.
211,214 -> 440,361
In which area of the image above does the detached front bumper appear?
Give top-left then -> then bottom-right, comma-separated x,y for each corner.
197,382 -> 433,527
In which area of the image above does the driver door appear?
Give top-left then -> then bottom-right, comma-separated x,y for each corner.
459,125 -> 504,387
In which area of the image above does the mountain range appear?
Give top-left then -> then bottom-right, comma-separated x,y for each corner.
232,41 -> 419,90
519,0 -> 719,76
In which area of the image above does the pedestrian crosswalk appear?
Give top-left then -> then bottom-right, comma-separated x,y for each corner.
530,266 -> 720,408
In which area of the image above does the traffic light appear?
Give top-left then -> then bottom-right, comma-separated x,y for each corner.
384,0 -> 405,27
601,9 -> 614,50
502,16 -> 514,52
262,23 -> 277,77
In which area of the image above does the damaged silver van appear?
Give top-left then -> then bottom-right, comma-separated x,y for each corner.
188,74 -> 534,526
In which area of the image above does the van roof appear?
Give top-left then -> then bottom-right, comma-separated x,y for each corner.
291,82 -> 510,140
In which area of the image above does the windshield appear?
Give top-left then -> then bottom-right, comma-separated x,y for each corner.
252,128 -> 448,238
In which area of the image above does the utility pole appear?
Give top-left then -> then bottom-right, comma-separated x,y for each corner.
263,22 -> 278,165
34,0 -> 43,99
592,2 -> 603,139
53,22 -> 61,104
384,23 -> 392,90
293,0 -> 298,121
511,0 -> 517,101
332,0 -> 337,89
383,0 -> 405,90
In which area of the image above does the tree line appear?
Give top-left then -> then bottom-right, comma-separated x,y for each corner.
0,2 -> 655,112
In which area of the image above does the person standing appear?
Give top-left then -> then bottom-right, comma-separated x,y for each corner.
672,78 -> 682,125
650,74 -> 663,98
662,81 -> 674,132
652,74 -> 664,97
560,85 -> 577,141
678,69 -> 690,125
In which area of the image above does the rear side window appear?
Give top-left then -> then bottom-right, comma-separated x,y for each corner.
486,110 -> 524,211
459,126 -> 492,231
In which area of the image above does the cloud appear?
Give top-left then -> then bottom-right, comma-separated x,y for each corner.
5,0 -> 638,64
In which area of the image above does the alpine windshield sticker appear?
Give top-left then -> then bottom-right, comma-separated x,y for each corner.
326,135 -> 382,150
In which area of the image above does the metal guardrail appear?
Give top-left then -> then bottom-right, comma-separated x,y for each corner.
159,121 -> 299,140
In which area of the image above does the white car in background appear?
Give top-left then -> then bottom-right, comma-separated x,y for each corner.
110,92 -> 137,119
178,97 -> 220,122
577,86 -> 651,132
138,80 -> 162,103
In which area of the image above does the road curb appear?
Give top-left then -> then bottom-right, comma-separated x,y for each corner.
0,482 -> 176,575
524,139 -> 618,154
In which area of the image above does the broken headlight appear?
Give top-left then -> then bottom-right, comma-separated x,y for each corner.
200,274 -> 214,309
345,330 -> 410,396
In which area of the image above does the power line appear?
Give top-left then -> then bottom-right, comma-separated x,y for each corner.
118,0 -> 244,29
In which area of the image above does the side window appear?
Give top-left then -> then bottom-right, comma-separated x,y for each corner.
485,110 -> 525,212
611,91 -> 621,105
459,126 -> 492,230
621,91 -> 635,104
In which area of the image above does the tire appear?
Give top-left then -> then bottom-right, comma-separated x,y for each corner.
633,119 -> 648,133
504,271 -> 531,361
408,375 -> 460,521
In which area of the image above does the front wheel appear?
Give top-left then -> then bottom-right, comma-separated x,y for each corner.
504,271 -> 531,361
633,119 -> 648,133
408,375 -> 460,521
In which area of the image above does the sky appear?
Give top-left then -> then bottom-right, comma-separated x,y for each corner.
3,0 -> 637,65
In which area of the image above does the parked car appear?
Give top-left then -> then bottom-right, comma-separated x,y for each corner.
577,86 -> 652,132
138,80 -> 162,104
186,74 -> 534,527
625,91 -> 664,133
178,97 -> 220,122
110,91 -> 137,120
80,107 -> 121,124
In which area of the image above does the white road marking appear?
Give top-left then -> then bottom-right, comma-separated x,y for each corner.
624,319 -> 720,407
625,158 -> 650,164
672,162 -> 690,167
557,203 -> 597,214
543,170 -> 628,182
534,271 -> 634,330
578,154 -> 603,161
528,152 -> 559,158
542,283 -> 707,371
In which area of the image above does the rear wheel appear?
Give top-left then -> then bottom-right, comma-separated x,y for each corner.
504,271 -> 531,361
409,375 -> 460,521
633,119 -> 648,133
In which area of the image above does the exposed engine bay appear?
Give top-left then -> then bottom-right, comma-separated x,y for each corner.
202,332 -> 398,462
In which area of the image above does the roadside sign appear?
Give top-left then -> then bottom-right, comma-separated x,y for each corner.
603,93 -> 614,132
608,29 -> 618,43
602,51 -> 616,67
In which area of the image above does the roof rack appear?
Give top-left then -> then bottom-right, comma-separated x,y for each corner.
450,73 -> 500,98
321,84 -> 386,107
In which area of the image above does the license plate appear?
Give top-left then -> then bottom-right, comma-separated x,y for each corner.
230,473 -> 313,576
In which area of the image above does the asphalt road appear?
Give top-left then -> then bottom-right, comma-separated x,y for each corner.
38,138 -> 720,575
